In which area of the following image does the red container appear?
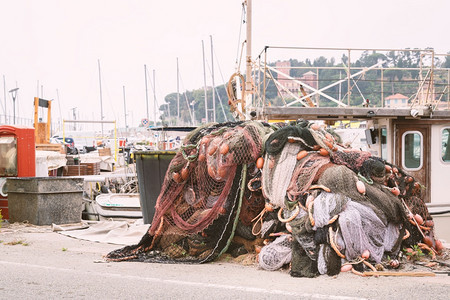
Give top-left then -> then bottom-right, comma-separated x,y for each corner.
0,125 -> 36,220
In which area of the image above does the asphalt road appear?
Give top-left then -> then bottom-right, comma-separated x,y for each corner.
1,223 -> 449,300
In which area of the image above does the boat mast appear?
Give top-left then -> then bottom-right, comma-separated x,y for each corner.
2,75 -> 6,123
153,69 -> 157,126
144,64 -> 150,123
244,0 -> 253,117
98,59 -> 104,136
210,35 -> 216,122
123,85 -> 128,133
176,57 -> 180,125
202,40 -> 208,123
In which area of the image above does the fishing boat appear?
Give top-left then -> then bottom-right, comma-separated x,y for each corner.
227,0 -> 450,242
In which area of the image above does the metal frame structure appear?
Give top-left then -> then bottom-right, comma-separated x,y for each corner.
247,46 -> 450,120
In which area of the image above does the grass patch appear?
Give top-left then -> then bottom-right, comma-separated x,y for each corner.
5,239 -> 29,246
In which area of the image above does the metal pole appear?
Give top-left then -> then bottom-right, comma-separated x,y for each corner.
123,86 -> 128,131
430,51 -> 435,105
9,88 -> 18,125
16,82 -> 19,125
176,58 -> 180,124
210,35 -> 216,122
202,40 -> 208,123
338,71 -> 342,102
419,54 -> 424,106
242,0 -> 254,118
246,0 -> 253,105
2,75 -> 6,123
347,49 -> 351,105
381,68 -> 384,107
144,64 -> 149,122
13,96 -> 15,124
114,121 -> 117,165
70,107 -> 77,130
153,69 -> 157,127
264,48 -> 267,106
316,67 -> 319,107
98,59 -> 104,136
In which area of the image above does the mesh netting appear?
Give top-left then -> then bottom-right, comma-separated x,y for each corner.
262,142 -> 302,208
317,165 -> 405,225
106,121 -> 272,263
338,200 -> 389,263
258,234 -> 292,271
106,120 -> 439,277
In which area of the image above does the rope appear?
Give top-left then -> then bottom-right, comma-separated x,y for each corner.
235,3 -> 246,69
226,72 -> 246,120
277,205 -> 300,223
215,164 -> 247,259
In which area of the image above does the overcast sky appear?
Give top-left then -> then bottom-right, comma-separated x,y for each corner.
0,0 -> 449,129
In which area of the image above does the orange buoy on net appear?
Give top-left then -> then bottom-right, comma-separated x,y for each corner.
391,187 -> 400,196
218,166 -> 228,178
256,157 -> 264,169
219,143 -> 230,155
173,172 -> 182,183
318,148 -> 329,156
265,202 -> 274,212
296,150 -> 308,161
361,250 -> 370,259
356,180 -> 366,194
181,167 -> 189,181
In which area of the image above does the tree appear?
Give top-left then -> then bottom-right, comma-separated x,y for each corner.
443,52 -> 450,68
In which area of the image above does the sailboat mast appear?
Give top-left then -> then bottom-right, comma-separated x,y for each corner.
3,75 -> 6,122
98,59 -> 104,135
153,69 -> 157,127
245,0 -> 253,116
177,58 -> 180,124
202,40 -> 208,123
123,85 -> 128,132
210,35 -> 216,122
144,64 -> 150,122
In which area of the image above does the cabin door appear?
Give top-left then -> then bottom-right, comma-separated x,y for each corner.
395,124 -> 431,203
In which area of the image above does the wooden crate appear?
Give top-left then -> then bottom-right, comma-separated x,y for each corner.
63,165 -> 88,176
98,148 -> 111,156
36,143 -> 64,153
81,162 -> 100,175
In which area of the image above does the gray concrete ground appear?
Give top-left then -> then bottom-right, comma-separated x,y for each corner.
1,222 -> 450,300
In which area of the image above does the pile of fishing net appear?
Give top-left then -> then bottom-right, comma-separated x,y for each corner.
107,121 -> 273,263
257,120 -> 444,277
106,120 -> 445,277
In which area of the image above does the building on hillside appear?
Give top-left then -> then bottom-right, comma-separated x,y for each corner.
275,61 -> 317,98
384,93 -> 409,108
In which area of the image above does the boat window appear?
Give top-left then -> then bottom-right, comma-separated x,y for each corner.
0,136 -> 18,176
402,131 -> 422,170
380,127 -> 387,160
442,127 -> 450,163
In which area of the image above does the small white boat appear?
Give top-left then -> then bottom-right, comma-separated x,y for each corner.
92,193 -> 142,220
